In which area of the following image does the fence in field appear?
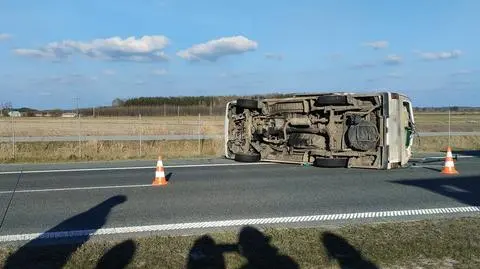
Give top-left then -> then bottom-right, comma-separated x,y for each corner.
0,114 -> 226,161
1,112 -> 480,161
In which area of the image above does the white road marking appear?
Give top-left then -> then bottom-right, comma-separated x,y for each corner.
0,184 -> 153,194
0,162 -> 276,175
0,205 -> 478,243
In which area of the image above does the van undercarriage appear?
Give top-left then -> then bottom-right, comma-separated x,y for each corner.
225,93 -> 407,169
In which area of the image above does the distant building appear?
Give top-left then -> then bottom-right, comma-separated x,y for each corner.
8,111 -> 22,117
61,112 -> 78,118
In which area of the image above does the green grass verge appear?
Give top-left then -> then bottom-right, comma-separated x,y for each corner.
1,217 -> 479,268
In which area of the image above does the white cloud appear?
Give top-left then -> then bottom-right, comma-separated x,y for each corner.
351,63 -> 376,69
103,69 -> 116,75
363,40 -> 389,50
416,50 -> 462,61
177,35 -> 258,62
152,68 -> 168,75
32,73 -> 98,86
219,72 -> 243,78
387,72 -> 403,78
0,33 -> 11,41
264,53 -> 283,61
13,35 -> 170,62
327,53 -> 343,61
14,48 -> 55,58
384,54 -> 402,65
451,69 -> 473,76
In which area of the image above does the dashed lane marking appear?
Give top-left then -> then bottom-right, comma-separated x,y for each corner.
1,205 -> 479,243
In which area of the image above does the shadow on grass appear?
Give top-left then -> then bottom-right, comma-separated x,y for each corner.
3,195 -> 127,269
322,232 -> 379,269
95,239 -> 136,269
186,226 -> 299,269
392,175 -> 480,206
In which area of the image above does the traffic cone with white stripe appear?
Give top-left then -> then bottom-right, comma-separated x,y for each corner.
152,156 -> 168,186
441,146 -> 459,175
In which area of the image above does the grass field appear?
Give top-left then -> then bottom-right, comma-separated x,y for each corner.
0,116 -> 225,137
1,112 -> 479,138
413,112 -> 480,132
1,217 -> 479,268
1,112 -> 479,163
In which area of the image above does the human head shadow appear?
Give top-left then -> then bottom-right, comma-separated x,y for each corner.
186,226 -> 299,269
322,232 -> 379,269
186,235 -> 231,269
237,226 -> 299,269
95,239 -> 136,269
392,175 -> 480,206
3,195 -> 127,269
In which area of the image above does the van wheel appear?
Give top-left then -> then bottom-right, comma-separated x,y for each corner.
236,99 -> 259,110
315,95 -> 349,106
234,152 -> 261,162
313,157 -> 349,168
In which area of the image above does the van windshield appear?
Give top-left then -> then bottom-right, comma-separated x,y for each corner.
402,101 -> 416,148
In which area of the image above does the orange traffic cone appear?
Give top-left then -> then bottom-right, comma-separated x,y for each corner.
152,156 -> 168,186
441,146 -> 459,175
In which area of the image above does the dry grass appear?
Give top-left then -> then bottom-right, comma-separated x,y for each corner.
0,116 -> 225,137
0,217 -> 479,268
412,135 -> 480,152
0,139 -> 224,163
1,112 -> 479,164
1,112 -> 479,138
414,112 -> 480,132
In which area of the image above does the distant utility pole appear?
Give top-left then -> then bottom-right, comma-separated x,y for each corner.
11,113 -> 15,160
448,106 -> 451,147
74,97 -> 81,157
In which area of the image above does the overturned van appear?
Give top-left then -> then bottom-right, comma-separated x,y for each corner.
224,92 -> 416,169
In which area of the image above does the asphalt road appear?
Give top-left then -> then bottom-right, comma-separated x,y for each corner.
0,131 -> 479,142
0,156 -> 479,244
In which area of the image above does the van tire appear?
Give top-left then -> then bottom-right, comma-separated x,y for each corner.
234,152 -> 261,162
313,157 -> 349,168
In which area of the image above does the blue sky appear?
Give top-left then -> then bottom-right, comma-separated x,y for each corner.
0,0 -> 478,109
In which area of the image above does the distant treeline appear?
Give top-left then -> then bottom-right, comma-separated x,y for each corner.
79,105 -> 226,117
5,94 -> 480,117
117,93 -> 297,107
414,106 -> 480,112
